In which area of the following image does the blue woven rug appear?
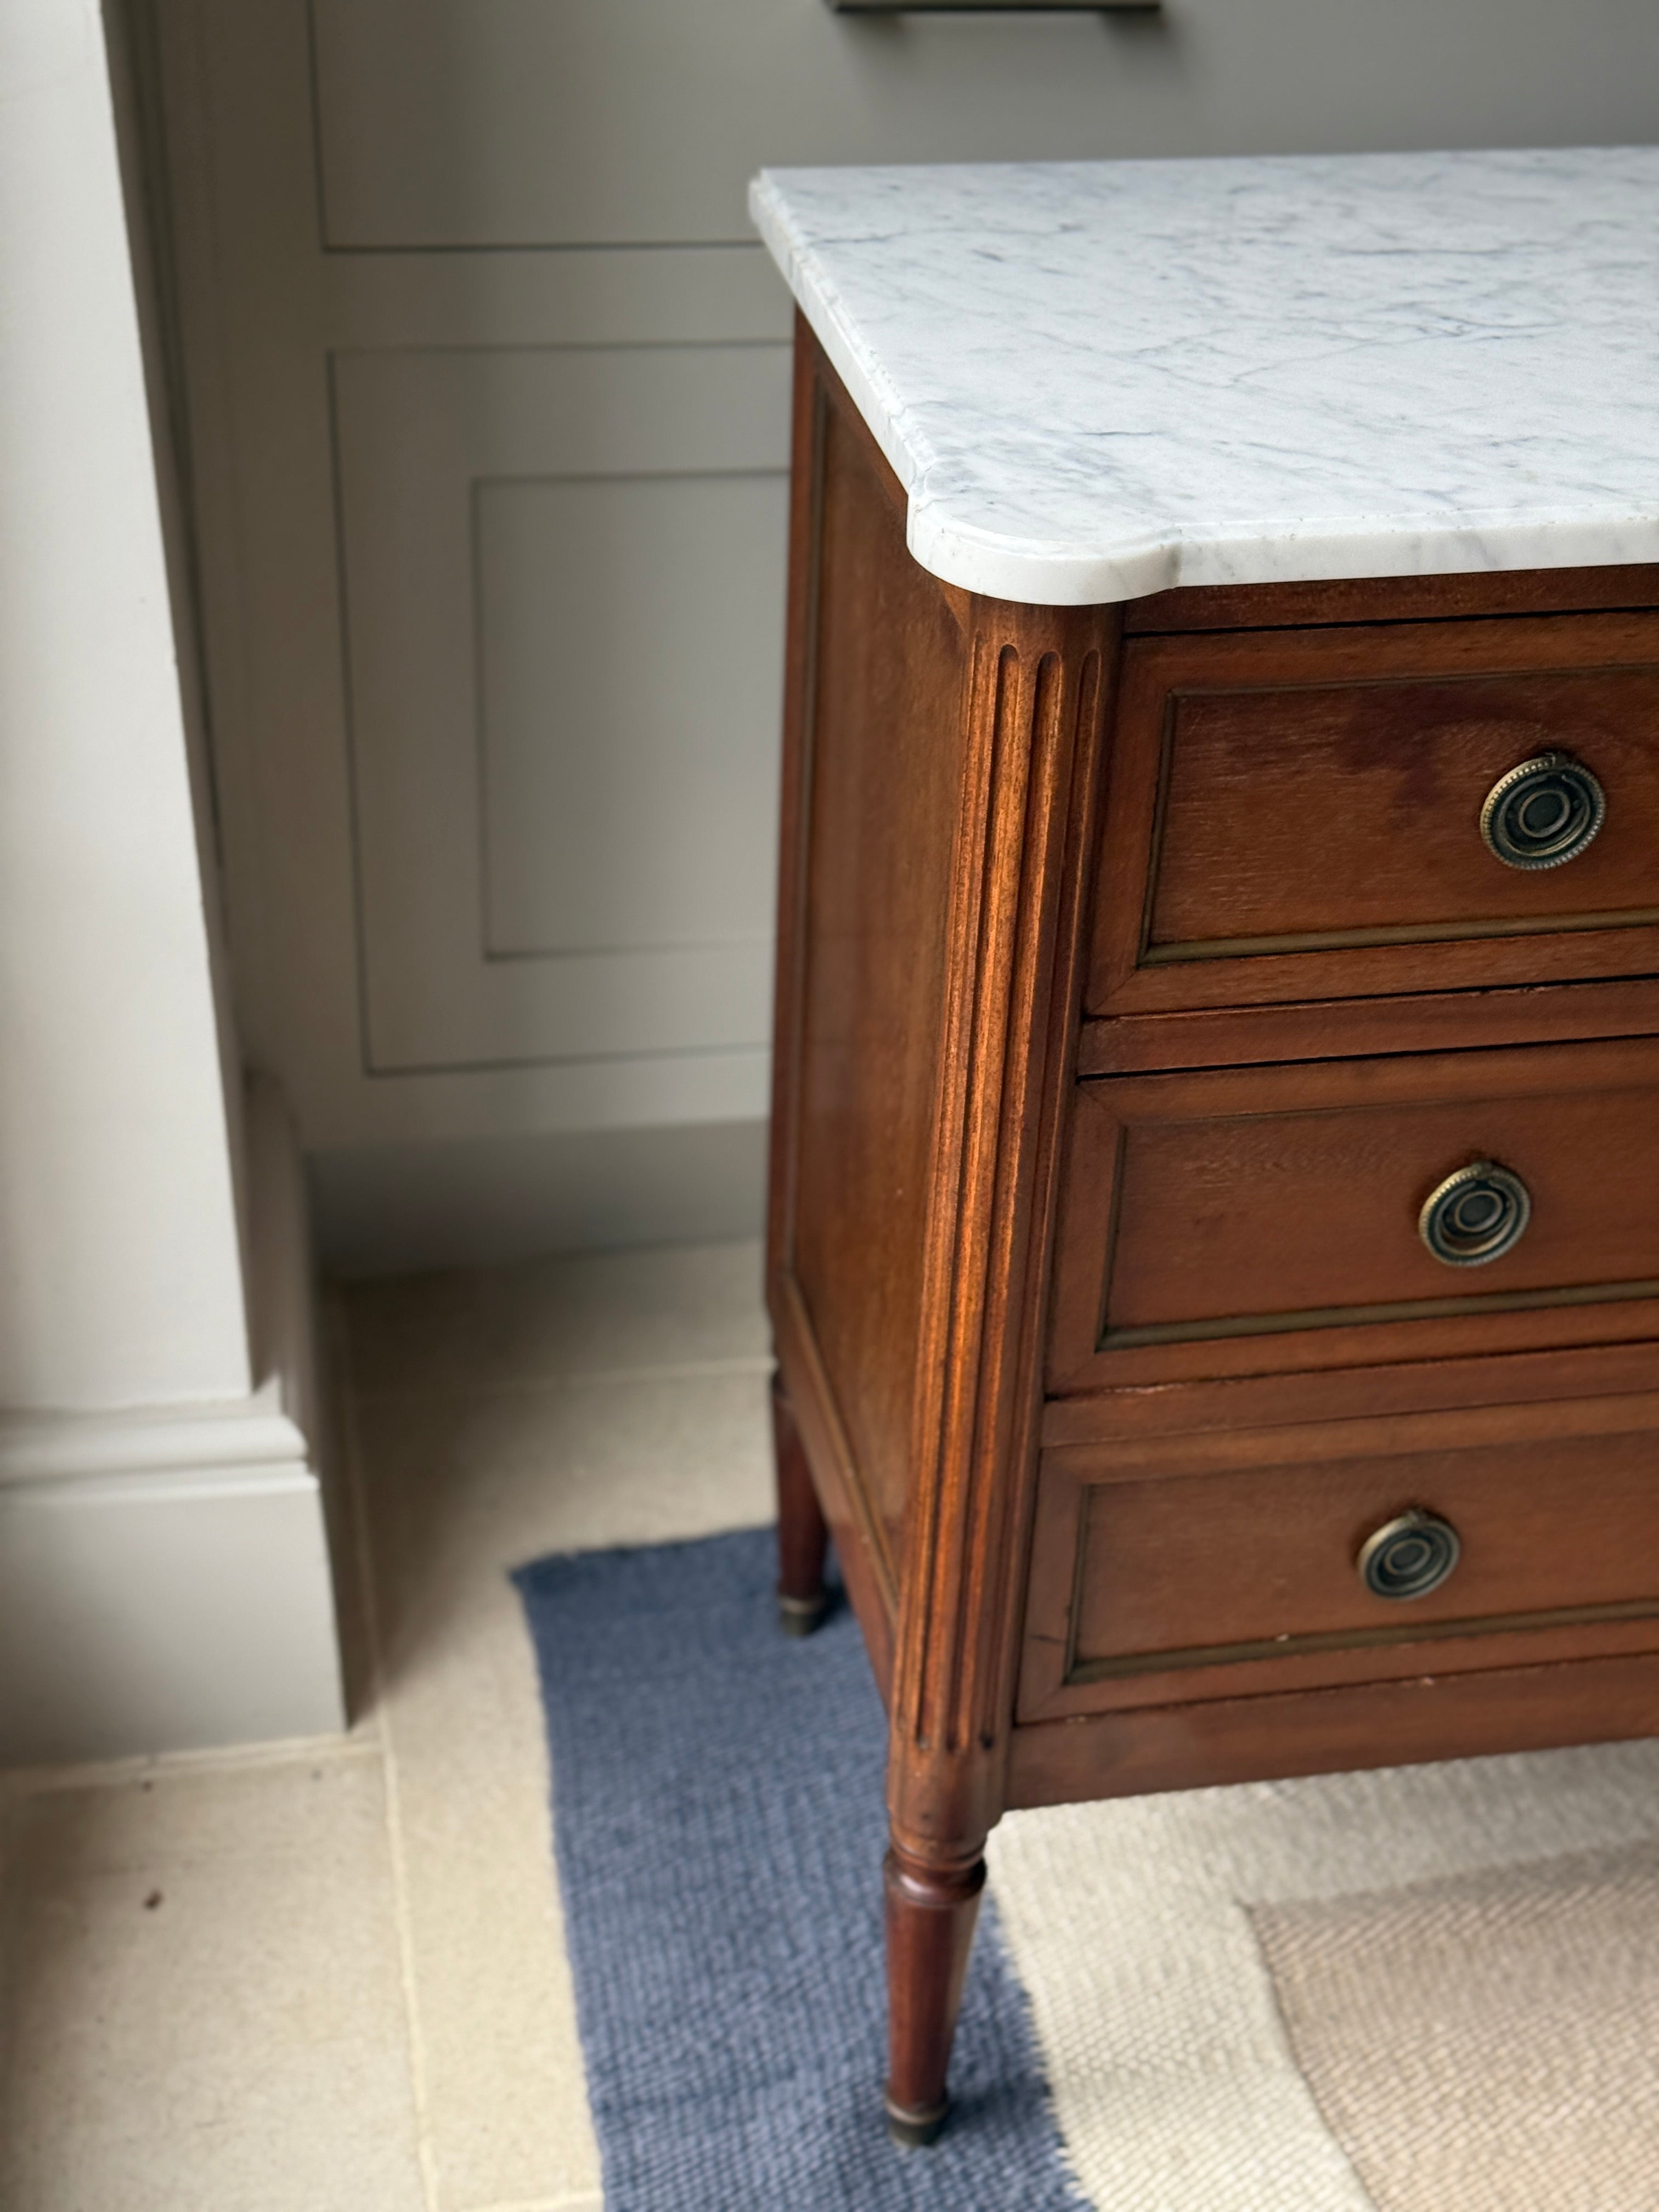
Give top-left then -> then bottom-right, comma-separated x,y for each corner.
514,1526 -> 1088,2211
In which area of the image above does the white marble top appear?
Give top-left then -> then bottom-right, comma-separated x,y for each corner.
750,149 -> 1659,606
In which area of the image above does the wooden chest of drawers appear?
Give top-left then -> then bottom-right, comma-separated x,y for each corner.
765,320 -> 1659,2144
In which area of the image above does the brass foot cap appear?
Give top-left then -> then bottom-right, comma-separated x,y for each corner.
884,2094 -> 949,2149
777,1589 -> 829,1638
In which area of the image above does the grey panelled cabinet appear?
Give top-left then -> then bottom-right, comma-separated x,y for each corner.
143,0 -> 1659,1199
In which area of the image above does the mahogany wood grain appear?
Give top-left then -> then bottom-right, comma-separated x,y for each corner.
1036,1337 -> 1659,1445
1049,1034 -> 1659,1394
882,1844 -> 986,2146
785,377 -> 969,1574
881,605 -> 1113,1863
764,320 -> 823,1305
1077,973 -> 1659,1076
773,1244 -> 896,1701
1040,1379 -> 1659,1474
767,323 -> 1117,2138
1125,565 -> 1659,636
766,316 -> 1659,2141
1019,1417 -> 1659,1722
1088,613 -> 1659,1022
1148,673 -> 1659,953
1006,1647 -> 1659,1809
765,328 -> 905,1695
771,1376 -> 830,1635
765,324 -> 1118,1828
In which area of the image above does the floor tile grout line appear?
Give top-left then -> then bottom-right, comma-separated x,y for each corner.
0,1729 -> 380,1803
336,1326 -> 448,2212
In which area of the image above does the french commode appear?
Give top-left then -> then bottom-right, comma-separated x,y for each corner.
752,148 -> 1659,2143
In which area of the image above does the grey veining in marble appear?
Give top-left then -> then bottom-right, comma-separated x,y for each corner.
750,150 -> 1659,605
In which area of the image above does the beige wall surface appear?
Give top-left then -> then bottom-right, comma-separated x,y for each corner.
0,0 -> 249,1406
311,0 -> 1659,246
0,0 -> 343,1758
146,0 -> 1659,1271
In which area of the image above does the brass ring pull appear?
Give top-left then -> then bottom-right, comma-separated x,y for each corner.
1358,1510 -> 1460,1601
1419,1159 -> 1531,1267
1480,751 -> 1605,870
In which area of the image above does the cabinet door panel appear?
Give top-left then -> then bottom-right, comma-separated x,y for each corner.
334,342 -> 789,1071
478,473 -> 785,958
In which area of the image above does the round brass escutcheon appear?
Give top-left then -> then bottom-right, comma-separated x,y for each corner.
1358,1510 -> 1461,1602
1419,1159 -> 1531,1267
1480,751 -> 1605,870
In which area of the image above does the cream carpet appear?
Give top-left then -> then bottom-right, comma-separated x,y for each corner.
1253,1839 -> 1659,2211
986,1740 -> 1659,2211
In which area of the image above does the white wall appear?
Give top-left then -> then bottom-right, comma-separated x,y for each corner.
0,0 -> 248,1406
0,0 -> 343,1760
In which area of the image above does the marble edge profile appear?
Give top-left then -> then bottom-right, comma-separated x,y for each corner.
747,170 -> 1659,609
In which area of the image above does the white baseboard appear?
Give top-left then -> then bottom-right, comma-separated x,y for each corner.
309,1115 -> 767,1279
0,1077 -> 346,1764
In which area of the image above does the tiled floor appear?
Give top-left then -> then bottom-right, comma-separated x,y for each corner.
0,1240 -> 775,2212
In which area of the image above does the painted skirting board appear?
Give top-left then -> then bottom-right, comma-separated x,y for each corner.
309,1115 -> 767,1279
0,1079 -> 346,1764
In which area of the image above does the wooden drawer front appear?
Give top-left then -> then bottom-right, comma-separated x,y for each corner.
1087,612 -> 1659,1020
1018,1403 -> 1659,1723
1048,1036 -> 1659,1395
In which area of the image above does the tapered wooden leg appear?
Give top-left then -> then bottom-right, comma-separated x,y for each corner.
772,1374 -> 830,1636
883,1838 -> 986,2147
